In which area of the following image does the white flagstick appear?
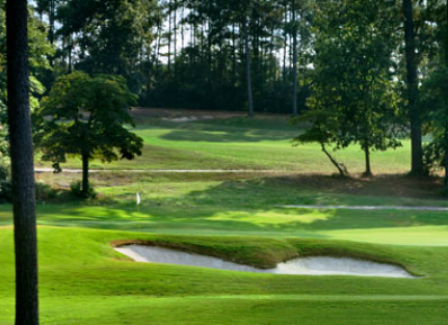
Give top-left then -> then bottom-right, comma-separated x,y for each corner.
136,192 -> 141,220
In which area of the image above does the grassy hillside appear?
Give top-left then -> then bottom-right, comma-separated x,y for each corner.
36,110 -> 417,174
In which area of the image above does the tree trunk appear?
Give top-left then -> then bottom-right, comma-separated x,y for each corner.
232,23 -> 236,83
173,0 -> 177,76
49,0 -> 55,45
155,15 -> 162,77
6,0 -> 39,324
321,144 -> 348,177
82,153 -> 90,197
243,17 -> 254,117
68,35 -> 73,73
363,144 -> 372,177
292,0 -> 299,116
283,1 -> 288,83
403,0 -> 423,176
444,0 -> 448,189
445,108 -> 448,189
168,0 -> 172,73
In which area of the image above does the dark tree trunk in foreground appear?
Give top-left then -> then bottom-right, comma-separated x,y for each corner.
82,153 -> 90,197
6,0 -> 39,324
403,0 -> 423,176
243,17 -> 254,117
292,0 -> 299,116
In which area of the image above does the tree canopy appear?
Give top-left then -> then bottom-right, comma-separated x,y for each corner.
40,72 -> 144,196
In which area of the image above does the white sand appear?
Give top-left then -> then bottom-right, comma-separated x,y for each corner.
115,245 -> 414,278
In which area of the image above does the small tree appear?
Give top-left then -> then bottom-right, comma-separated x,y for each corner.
40,72 -> 144,197
309,0 -> 402,177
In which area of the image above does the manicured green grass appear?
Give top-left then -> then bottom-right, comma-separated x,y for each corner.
1,227 -> 448,324
36,115 -> 415,174
2,112 -> 447,324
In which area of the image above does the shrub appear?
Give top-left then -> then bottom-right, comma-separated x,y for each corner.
69,181 -> 97,199
35,182 -> 58,201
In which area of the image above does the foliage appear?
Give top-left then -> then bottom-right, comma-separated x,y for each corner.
0,0 -> 52,112
54,0 -> 157,93
35,182 -> 59,201
293,110 -> 348,176
69,180 -> 97,199
305,0 -> 403,176
40,72 -> 144,196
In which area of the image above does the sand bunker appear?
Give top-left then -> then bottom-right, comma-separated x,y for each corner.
115,245 -> 414,278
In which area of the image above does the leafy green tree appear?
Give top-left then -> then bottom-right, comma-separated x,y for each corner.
40,72 -> 144,197
419,0 -> 448,189
306,0 -> 402,177
56,0 -> 157,92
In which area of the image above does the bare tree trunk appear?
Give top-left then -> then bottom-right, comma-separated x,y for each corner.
168,0 -> 172,73
243,16 -> 254,117
444,0 -> 448,189
403,0 -> 423,176
49,0 -> 55,45
292,0 -> 299,116
321,144 -> 348,177
232,23 -> 236,83
363,144 -> 373,177
68,34 -> 73,73
283,1 -> 288,83
6,0 -> 39,324
81,154 -> 90,198
155,12 -> 162,77
82,153 -> 90,197
48,0 -> 55,66
173,0 -> 177,76
181,7 -> 185,50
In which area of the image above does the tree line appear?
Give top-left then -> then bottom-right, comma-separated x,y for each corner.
1,1 -> 448,181
18,0 -> 447,182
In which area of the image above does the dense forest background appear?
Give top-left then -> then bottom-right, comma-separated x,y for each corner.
0,0 -> 444,114
1,0 -> 448,180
